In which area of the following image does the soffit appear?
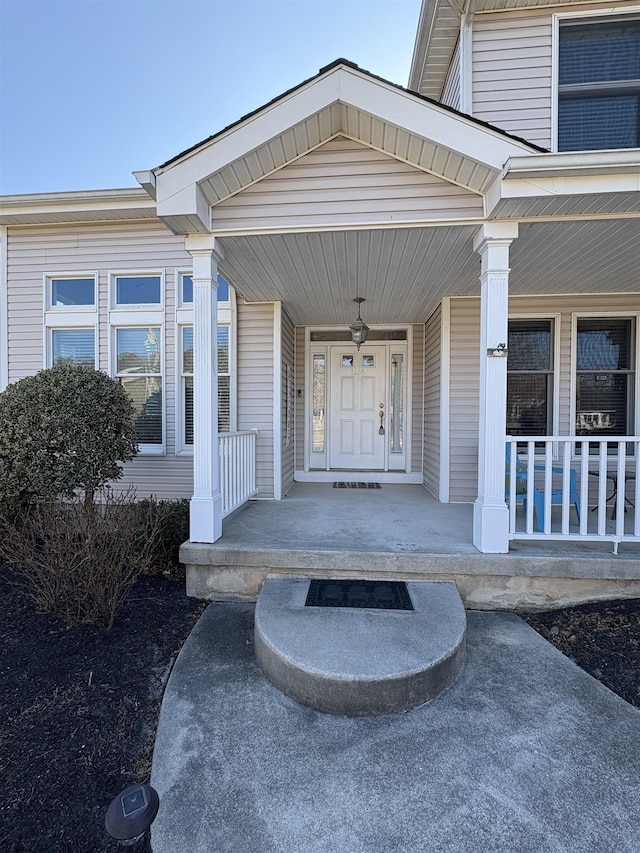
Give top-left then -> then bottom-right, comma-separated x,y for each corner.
216,217 -> 639,326
408,0 -> 612,100
0,189 -> 156,226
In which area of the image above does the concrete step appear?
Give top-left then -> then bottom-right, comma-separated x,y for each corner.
254,577 -> 466,716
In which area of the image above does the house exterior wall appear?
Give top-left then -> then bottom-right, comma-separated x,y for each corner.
5,220 -> 197,499
237,301 -> 276,499
423,307 -> 441,497
281,306 -> 295,495
470,2 -> 628,150
211,137 -> 483,232
441,36 -> 461,110
448,291 -> 640,502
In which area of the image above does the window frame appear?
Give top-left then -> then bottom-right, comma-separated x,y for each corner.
552,8 -> 640,152
175,279 -> 236,454
507,314 -> 560,448
111,323 -> 165,454
43,271 -> 99,368
571,312 -> 639,446
44,272 -> 97,311
110,270 -> 164,310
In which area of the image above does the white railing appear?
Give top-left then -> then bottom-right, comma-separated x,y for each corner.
506,436 -> 640,553
219,430 -> 258,517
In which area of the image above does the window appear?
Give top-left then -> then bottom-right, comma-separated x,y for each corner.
115,327 -> 163,446
575,318 -> 635,436
181,324 -> 231,447
558,18 -> 640,151
113,274 -> 162,306
179,273 -> 230,305
48,276 -> 95,308
507,320 -> 554,436
51,328 -> 96,366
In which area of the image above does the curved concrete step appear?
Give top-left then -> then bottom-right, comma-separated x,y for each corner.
254,578 -> 466,716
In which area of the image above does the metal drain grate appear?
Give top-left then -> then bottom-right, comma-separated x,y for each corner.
305,579 -> 414,610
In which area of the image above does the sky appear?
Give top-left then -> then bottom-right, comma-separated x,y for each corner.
0,0 -> 422,196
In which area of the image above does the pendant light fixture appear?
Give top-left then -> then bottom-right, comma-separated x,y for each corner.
349,297 -> 369,350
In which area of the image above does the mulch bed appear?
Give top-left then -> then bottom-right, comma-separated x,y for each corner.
0,563 -> 206,852
0,558 -> 638,851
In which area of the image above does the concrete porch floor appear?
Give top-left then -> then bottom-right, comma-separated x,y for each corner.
181,484 -> 640,609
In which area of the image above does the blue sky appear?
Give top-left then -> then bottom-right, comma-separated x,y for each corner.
0,0 -> 421,195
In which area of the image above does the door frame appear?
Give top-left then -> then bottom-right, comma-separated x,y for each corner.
300,325 -> 417,480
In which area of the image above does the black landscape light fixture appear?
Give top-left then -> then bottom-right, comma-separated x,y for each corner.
105,782 -> 159,848
349,297 -> 369,350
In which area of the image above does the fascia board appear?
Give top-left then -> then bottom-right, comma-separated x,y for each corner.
0,189 -> 156,224
500,172 -> 640,199
337,69 -> 533,169
155,72 -> 342,203
156,65 -> 531,210
504,150 -> 640,180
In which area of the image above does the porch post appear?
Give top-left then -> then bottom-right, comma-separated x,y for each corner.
472,223 -> 518,553
185,234 -> 223,543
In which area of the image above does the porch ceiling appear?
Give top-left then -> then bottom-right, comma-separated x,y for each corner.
218,217 -> 640,326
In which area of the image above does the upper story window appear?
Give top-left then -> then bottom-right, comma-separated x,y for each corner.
180,273 -> 230,306
47,276 -> 95,309
113,274 -> 162,307
558,18 -> 640,151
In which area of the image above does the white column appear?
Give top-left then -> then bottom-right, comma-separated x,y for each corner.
472,223 -> 518,553
185,235 -> 223,543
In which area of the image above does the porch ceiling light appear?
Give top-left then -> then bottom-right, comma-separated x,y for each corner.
349,297 -> 369,350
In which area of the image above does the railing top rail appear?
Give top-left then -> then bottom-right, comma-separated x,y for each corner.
506,436 -> 640,442
218,430 -> 259,438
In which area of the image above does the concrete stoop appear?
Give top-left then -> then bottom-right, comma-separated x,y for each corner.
254,578 -> 466,716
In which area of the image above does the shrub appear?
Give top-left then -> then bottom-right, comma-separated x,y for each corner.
0,489 -> 169,628
0,364 -> 138,519
135,498 -> 190,576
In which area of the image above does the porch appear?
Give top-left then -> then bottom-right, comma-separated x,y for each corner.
181,482 -> 640,610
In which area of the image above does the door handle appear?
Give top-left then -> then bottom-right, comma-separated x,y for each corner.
379,408 -> 385,435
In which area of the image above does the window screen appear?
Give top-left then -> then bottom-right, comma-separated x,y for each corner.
558,19 -> 640,151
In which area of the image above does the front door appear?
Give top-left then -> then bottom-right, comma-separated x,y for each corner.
329,345 -> 386,469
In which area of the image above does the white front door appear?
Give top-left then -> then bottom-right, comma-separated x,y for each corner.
329,345 -> 386,470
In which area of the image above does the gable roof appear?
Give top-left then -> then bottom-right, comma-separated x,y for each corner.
151,59 -> 541,234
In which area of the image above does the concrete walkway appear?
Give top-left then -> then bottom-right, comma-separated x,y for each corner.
151,603 -> 640,853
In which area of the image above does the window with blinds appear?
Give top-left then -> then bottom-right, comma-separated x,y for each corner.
507,320 -> 554,437
558,18 -> 640,151
115,327 -> 163,446
51,328 -> 96,366
182,324 -> 231,446
575,318 -> 634,437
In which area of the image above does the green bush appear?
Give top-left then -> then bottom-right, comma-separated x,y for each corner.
0,490 -> 170,628
0,364 -> 138,519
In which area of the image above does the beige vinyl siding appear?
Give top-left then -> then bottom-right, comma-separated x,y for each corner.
448,292 -> 640,502
449,297 -> 481,502
211,137 -> 484,233
412,324 -> 425,474
472,13 -> 553,149
6,220 -> 196,499
294,326 -> 305,472
441,37 -> 461,110
281,307 -> 295,495
237,301 -> 275,498
423,309 -> 442,497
